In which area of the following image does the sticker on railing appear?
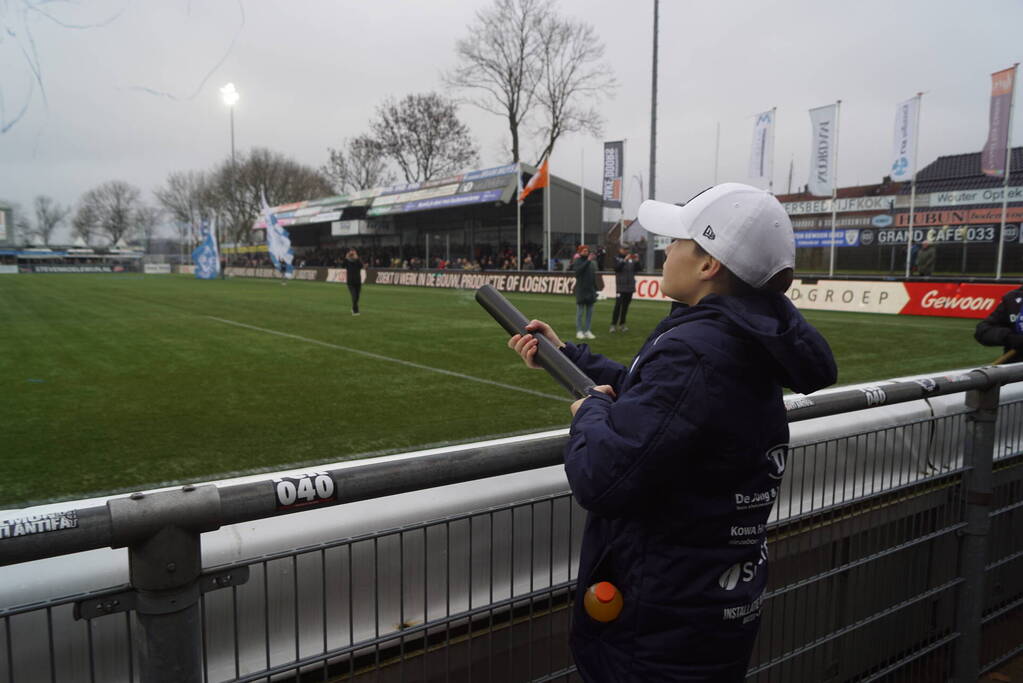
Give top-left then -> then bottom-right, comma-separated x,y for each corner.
860,386 -> 888,407
914,378 -> 938,393
0,510 -> 79,539
785,396 -> 815,411
273,472 -> 336,511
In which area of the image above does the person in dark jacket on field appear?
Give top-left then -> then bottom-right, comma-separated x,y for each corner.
343,249 -> 364,315
916,240 -> 936,276
572,245 -> 599,340
975,284 -> 1023,362
610,247 -> 640,333
507,183 -> 837,682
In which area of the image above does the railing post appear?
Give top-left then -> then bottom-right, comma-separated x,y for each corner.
953,380 -> 999,682
129,525 -> 204,683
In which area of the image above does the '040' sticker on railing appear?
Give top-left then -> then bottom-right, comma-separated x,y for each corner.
273,472 -> 337,511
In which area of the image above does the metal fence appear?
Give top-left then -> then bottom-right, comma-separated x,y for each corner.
2,366 -> 1023,682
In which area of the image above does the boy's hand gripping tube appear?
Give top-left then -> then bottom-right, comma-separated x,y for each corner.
475,284 -> 596,399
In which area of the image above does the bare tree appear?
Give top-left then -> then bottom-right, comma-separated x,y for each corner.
8,203 -> 33,246
205,147 -> 334,246
71,204 -> 99,246
445,0 -> 549,163
533,14 -> 616,163
155,171 -> 212,249
323,135 -> 395,193
30,195 -> 71,246
135,205 -> 162,252
371,93 -> 479,183
76,181 -> 144,246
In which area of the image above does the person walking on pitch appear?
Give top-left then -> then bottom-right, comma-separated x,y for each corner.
506,183 -> 836,681
572,244 -> 599,340
344,249 -> 364,315
610,247 -> 639,333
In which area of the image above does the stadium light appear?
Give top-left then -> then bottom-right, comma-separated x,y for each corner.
220,83 -> 239,164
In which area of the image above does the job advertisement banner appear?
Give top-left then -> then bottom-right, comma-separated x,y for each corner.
373,270 -> 582,296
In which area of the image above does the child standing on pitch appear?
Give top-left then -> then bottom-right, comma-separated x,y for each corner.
508,183 -> 837,681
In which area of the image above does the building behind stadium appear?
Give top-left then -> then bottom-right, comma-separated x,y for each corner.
777,147 -> 1023,277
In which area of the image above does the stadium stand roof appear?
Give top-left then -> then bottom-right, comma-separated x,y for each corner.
902,146 -> 1023,194
253,162 -> 523,230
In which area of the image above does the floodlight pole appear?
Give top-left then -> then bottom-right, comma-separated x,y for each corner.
646,0 -> 658,273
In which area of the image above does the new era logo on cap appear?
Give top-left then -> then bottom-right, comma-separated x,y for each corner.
703,225 -> 716,240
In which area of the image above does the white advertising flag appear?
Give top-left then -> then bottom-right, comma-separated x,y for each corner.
748,110 -> 775,187
808,104 -> 838,197
890,97 -> 919,182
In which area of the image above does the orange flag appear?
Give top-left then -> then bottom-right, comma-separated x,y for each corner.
518,157 -> 549,204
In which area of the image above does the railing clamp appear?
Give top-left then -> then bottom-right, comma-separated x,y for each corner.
73,566 -> 249,620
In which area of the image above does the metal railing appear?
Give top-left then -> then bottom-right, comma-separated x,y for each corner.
2,365 -> 1023,681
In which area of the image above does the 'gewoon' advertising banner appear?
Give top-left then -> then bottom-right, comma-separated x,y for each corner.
787,279 -> 1016,319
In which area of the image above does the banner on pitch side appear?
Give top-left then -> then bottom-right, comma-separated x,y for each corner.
602,141 -> 624,209
982,66 -> 1017,177
808,104 -> 838,197
890,97 -> 919,182
749,110 -> 775,187
785,279 -> 1015,319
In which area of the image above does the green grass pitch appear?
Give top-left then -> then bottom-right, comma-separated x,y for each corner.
0,274 -> 999,507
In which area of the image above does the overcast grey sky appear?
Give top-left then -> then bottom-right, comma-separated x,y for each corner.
3,0 -> 1022,242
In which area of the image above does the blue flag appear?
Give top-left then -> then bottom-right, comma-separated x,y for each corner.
262,192 -> 294,278
191,219 -> 220,279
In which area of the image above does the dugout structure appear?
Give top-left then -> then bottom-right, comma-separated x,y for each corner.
252,163 -> 604,268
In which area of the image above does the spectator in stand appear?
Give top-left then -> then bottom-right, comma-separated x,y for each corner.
975,283 -> 1023,363
596,246 -> 607,270
610,247 -> 640,333
916,241 -> 936,277
571,244 -> 599,340
343,249 -> 364,315
523,254 -> 534,270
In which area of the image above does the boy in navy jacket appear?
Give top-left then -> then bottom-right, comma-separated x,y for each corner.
508,183 -> 836,681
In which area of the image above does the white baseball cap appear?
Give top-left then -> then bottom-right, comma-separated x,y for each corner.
637,183 -> 794,288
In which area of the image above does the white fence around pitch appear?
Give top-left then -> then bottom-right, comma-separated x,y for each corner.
2,369 -> 1023,682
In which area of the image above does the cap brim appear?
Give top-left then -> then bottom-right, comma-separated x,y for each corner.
637,200 -> 696,240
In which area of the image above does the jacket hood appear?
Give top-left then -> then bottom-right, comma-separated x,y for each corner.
678,292 -> 837,394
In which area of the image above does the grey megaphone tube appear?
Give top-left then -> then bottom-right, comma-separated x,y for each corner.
475,284 -> 596,399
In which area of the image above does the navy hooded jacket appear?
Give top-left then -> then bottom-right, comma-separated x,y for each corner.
560,292 -> 836,682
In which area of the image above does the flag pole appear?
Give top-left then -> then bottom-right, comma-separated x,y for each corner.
516,162 -> 522,271
714,122 -> 720,185
769,106 -> 777,193
996,64 -> 1019,280
580,147 -> 585,246
545,160 -> 552,272
904,92 -> 923,279
828,100 -> 842,278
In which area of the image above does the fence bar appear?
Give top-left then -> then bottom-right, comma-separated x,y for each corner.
952,380 -> 1000,682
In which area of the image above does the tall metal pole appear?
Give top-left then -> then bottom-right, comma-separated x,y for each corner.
828,100 -> 842,278
904,93 -> 923,279
580,147 -> 586,246
646,0 -> 658,273
516,163 -> 522,270
995,64 -> 1018,280
713,122 -> 720,185
230,108 -> 236,165
769,106 -> 777,193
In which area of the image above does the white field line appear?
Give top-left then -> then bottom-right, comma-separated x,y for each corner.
206,316 -> 570,403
